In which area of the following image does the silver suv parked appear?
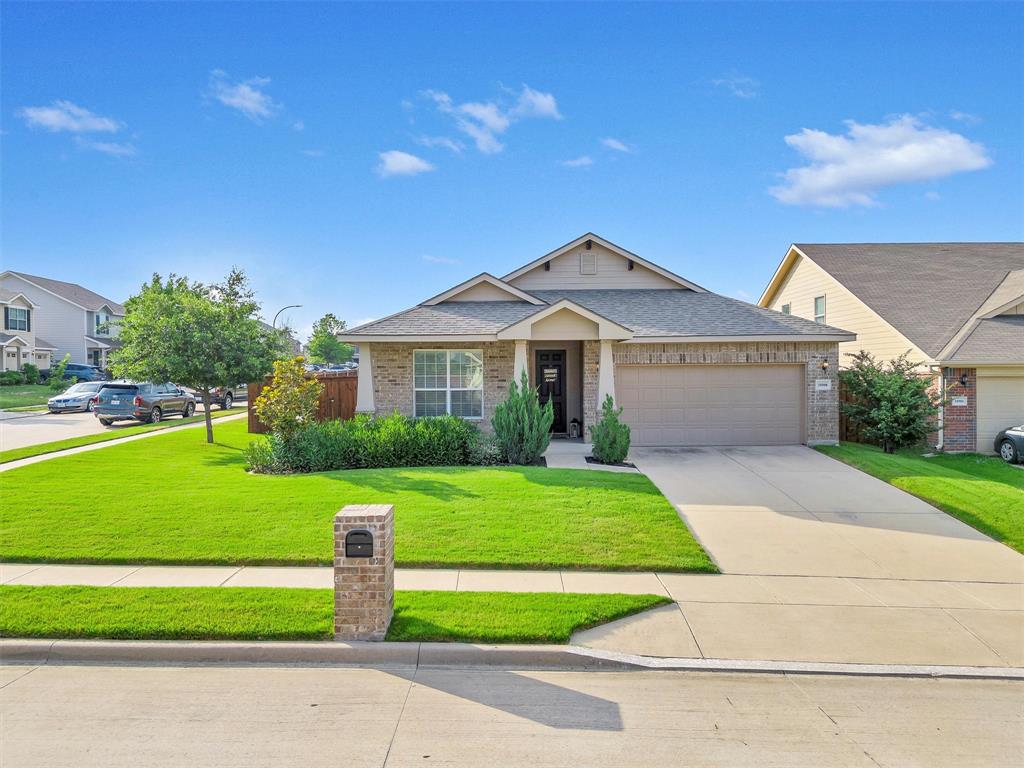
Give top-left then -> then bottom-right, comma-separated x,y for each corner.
93,382 -> 196,426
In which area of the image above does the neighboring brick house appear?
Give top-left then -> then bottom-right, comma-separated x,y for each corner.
339,233 -> 855,447
759,243 -> 1024,453
0,271 -> 126,371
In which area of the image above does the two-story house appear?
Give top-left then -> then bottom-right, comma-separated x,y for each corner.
0,271 -> 126,371
759,243 -> 1024,453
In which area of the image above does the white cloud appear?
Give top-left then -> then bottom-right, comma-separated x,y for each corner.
301,149 -> 324,157
422,254 -> 460,265
292,120 -> 305,131
601,137 -> 633,153
770,115 -> 991,207
75,137 -> 138,157
18,100 -> 120,133
415,135 -> 464,154
422,84 -> 561,154
950,110 -> 981,124
376,150 -> 435,178
207,69 -> 280,122
561,155 -> 593,168
924,190 -> 941,201
734,289 -> 752,300
712,75 -> 758,99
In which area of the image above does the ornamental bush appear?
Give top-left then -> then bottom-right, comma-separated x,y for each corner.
0,371 -> 25,386
244,412 -> 484,473
491,369 -> 554,465
590,395 -> 631,464
20,363 -> 40,385
253,356 -> 323,439
839,350 -> 939,453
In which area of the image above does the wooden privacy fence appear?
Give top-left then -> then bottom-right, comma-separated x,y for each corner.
247,370 -> 358,434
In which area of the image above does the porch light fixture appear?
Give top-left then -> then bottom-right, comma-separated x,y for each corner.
959,373 -> 968,387
820,359 -> 829,371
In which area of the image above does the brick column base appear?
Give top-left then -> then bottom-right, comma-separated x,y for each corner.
334,504 -> 394,641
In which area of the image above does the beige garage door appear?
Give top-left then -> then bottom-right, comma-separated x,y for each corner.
977,376 -> 1024,453
615,365 -> 805,446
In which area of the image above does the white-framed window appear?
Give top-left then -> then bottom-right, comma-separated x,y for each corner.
814,296 -> 826,324
95,312 -> 110,336
413,349 -> 484,419
781,303 -> 791,315
4,307 -> 30,332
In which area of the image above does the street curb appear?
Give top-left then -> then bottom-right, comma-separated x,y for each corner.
3,639 -> 1022,679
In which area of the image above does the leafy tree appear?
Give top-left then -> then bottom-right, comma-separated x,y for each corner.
840,351 -> 940,453
492,369 -> 554,464
47,354 -> 74,392
110,269 -> 281,443
306,313 -> 353,364
253,356 -> 323,438
590,395 -> 631,464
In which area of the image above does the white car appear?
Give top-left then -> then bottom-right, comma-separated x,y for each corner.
47,381 -> 108,413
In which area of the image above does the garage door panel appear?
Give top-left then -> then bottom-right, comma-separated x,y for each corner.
615,364 -> 805,447
977,376 -> 1024,453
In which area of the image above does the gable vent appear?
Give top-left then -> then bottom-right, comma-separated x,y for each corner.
579,252 -> 597,275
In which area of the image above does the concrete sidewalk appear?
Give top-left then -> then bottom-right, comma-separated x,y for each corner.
5,562 -> 1022,667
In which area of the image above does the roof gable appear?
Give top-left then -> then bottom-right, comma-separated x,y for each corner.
422,273 -> 544,305
1,271 -> 126,314
502,233 -> 706,292
761,243 -> 1024,358
496,298 -> 633,340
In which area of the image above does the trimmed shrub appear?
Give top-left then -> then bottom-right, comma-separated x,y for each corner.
244,412 -> 484,473
492,370 -> 553,465
253,356 -> 323,439
590,395 -> 631,464
20,363 -> 40,385
0,371 -> 25,386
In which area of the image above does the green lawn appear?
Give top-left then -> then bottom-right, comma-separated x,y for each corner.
1,419 -> 714,571
817,442 -> 1024,553
0,586 -> 669,643
0,407 -> 246,464
0,384 -> 52,410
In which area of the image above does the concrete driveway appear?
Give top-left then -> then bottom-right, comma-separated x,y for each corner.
631,445 -> 1024,583
0,405 -> 220,453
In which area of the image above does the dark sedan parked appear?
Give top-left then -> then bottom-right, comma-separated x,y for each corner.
93,382 -> 196,426
994,425 -> 1024,464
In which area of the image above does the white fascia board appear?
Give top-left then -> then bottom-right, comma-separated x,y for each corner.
0,292 -> 38,308
757,245 -> 802,306
625,333 -> 857,344
421,273 -> 545,305
501,233 -> 707,292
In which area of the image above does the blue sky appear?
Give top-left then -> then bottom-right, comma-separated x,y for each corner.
3,2 -> 1022,337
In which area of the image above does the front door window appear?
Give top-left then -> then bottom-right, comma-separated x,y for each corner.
535,350 -> 566,433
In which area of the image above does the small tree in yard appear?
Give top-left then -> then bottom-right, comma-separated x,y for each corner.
306,313 -> 353,364
590,395 -> 631,464
492,369 -> 554,465
840,351 -> 939,453
110,269 -> 282,443
47,354 -> 73,392
253,356 -> 323,438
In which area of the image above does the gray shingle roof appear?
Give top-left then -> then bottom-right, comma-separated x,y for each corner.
795,243 -> 1024,357
7,272 -> 125,314
34,337 -> 58,350
0,333 -> 27,345
347,290 -> 854,339
946,316 -> 1024,364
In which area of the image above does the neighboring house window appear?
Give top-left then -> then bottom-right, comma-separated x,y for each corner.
95,312 -> 110,336
813,296 -> 826,324
413,349 -> 484,419
781,304 -> 791,315
4,307 -> 30,332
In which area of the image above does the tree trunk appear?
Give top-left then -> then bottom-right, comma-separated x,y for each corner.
201,388 -> 214,444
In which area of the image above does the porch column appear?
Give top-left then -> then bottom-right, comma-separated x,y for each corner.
597,340 -> 615,406
355,343 -> 375,413
513,340 -> 528,384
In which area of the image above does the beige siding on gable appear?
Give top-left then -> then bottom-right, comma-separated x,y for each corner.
997,301 -> 1024,316
529,308 -> 599,340
509,243 -> 680,290
767,255 -> 929,366
443,282 -> 528,302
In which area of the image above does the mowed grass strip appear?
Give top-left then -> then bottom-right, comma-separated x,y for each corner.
0,419 -> 715,571
0,586 -> 669,643
0,384 -> 52,410
0,407 -> 246,464
818,442 -> 1024,553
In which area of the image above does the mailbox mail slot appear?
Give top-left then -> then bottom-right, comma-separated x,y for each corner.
345,529 -> 374,558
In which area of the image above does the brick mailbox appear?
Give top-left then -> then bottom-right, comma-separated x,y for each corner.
333,504 -> 394,641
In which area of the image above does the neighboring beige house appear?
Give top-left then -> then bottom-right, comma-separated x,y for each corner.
759,243 -> 1024,453
0,271 -> 125,370
339,233 -> 855,447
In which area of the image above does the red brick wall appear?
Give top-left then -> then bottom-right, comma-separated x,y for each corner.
942,367 -> 977,452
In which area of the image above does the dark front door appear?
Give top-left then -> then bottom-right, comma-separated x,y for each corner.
535,350 -> 566,433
